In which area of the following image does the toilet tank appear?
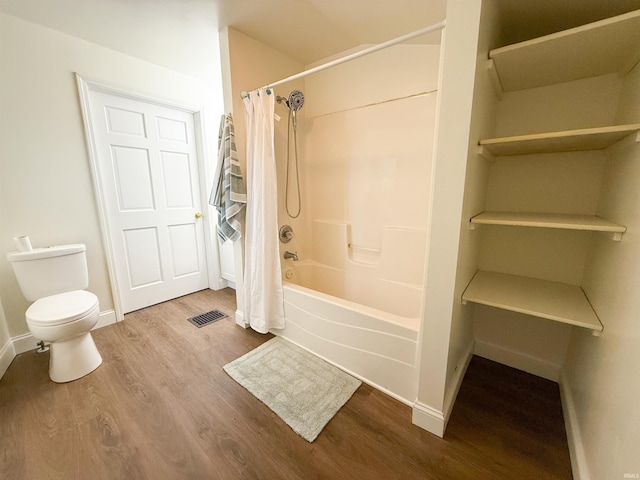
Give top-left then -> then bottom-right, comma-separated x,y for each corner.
7,244 -> 88,301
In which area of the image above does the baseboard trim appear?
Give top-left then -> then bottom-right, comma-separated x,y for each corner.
473,339 -> 561,382
443,340 -> 474,423
12,332 -> 39,355
0,339 -> 16,380
412,401 -> 445,438
235,309 -> 248,328
559,369 -> 591,480
12,309 -> 118,355
94,309 -> 117,330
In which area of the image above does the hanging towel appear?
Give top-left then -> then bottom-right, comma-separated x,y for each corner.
210,113 -> 247,242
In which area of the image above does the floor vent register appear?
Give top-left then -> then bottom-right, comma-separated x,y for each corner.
187,309 -> 227,328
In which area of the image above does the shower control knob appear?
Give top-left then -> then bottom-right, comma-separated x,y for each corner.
279,225 -> 294,243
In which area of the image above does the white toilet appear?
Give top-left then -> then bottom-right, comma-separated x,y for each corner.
7,243 -> 102,382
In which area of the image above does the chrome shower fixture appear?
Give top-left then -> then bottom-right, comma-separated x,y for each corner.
279,225 -> 294,243
279,89 -> 304,219
288,90 -> 304,111
276,91 -> 305,112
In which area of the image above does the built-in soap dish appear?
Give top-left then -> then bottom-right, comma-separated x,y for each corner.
347,242 -> 381,265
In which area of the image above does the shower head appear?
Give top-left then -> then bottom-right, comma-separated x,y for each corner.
288,90 -> 304,111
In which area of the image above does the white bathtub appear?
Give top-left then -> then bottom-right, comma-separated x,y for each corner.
275,262 -> 422,404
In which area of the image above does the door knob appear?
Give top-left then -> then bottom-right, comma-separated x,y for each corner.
195,212 -> 203,219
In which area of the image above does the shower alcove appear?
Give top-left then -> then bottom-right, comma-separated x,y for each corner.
221,25 -> 442,404
272,39 -> 442,404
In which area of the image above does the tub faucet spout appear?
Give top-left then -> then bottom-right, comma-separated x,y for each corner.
284,251 -> 298,261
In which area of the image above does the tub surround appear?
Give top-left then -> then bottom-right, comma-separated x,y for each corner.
277,220 -> 426,404
310,220 -> 427,288
279,278 -> 420,405
268,44 -> 437,410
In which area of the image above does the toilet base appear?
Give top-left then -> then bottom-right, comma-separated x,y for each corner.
49,332 -> 102,383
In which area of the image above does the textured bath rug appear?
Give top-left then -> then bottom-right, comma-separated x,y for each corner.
223,337 -> 361,442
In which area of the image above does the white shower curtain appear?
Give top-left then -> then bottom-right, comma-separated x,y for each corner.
242,88 -> 286,333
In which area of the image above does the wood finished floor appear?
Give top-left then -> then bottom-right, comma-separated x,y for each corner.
0,289 -> 572,479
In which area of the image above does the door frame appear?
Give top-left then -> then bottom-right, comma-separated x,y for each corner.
76,73 -> 226,321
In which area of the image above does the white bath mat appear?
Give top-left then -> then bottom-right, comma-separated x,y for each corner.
223,337 -> 361,442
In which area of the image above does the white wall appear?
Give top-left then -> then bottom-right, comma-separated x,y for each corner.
562,61 -> 640,479
443,0 -> 501,411
0,1 -> 221,84
0,13 -> 223,338
493,74 -> 621,136
0,299 -> 14,378
0,145 -> 10,373
222,28 -> 303,174
412,0 -> 482,437
0,301 -> 9,349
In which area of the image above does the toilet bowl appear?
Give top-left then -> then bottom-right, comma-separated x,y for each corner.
7,243 -> 103,383
26,290 -> 102,383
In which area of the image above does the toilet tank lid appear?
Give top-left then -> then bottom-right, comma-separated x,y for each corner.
6,244 -> 86,262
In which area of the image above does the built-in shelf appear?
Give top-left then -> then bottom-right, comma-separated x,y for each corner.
470,212 -> 626,240
478,124 -> 640,157
462,271 -> 603,335
489,9 -> 640,92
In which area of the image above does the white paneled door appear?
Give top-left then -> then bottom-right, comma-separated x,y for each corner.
87,91 -> 208,313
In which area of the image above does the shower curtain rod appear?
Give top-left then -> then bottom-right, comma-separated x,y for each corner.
240,19 -> 446,99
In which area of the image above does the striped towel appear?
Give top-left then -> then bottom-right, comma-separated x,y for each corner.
210,114 -> 247,242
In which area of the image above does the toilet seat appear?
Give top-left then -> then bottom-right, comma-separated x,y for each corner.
26,290 -> 99,327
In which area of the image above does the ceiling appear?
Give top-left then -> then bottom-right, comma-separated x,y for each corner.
1,0 -> 638,81
0,0 -> 446,80
217,0 -> 446,64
